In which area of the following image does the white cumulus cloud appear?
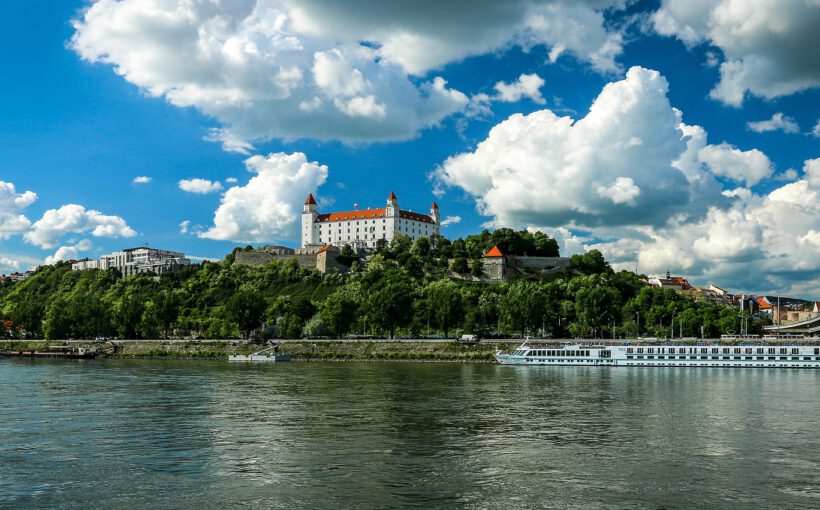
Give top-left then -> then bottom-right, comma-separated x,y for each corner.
440,215 -> 462,227
203,128 -> 255,155
697,143 -> 774,186
437,67 -> 720,230
0,181 -> 37,239
200,151 -> 328,242
596,177 -> 640,206
179,179 -> 223,194
179,220 -> 191,234
132,176 -> 152,184
494,73 -> 546,104
45,239 -> 94,265
0,257 -> 21,274
70,0 -> 628,145
24,204 -> 136,249
746,112 -> 800,134
652,0 -> 820,106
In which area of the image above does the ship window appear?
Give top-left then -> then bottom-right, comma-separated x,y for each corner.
701,348 -> 708,354
791,348 -> 799,355
648,348 -> 655,354
637,348 -> 644,354
779,348 -> 787,355
712,348 -> 719,354
658,355 -> 665,359
669,348 -> 675,354
722,348 -> 729,354
769,356 -> 776,360
627,348 -> 634,354
768,348 -> 775,354
745,348 -> 752,354
805,357 -> 812,361
637,355 -> 644,359
757,348 -> 764,354
815,349 -> 819,355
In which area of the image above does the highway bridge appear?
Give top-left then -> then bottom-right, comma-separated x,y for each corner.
764,315 -> 820,335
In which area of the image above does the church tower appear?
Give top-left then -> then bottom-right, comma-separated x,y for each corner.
301,193 -> 318,247
430,201 -> 440,228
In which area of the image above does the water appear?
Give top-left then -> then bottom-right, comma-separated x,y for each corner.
1,360 -> 819,509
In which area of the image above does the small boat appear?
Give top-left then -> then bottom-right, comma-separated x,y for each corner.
228,343 -> 290,363
1,346 -> 98,359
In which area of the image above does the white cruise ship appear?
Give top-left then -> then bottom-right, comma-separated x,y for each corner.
495,340 -> 820,368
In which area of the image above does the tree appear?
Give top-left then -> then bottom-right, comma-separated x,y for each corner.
500,281 -> 548,335
574,280 -> 620,338
569,249 -> 612,275
451,257 -> 468,274
320,291 -> 358,338
155,292 -> 179,338
225,288 -> 267,339
470,258 -> 484,278
365,270 -> 414,338
424,280 -> 464,338
114,293 -> 145,339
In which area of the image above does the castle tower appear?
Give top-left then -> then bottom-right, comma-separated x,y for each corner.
301,193 -> 319,247
430,201 -> 440,226
386,191 -> 399,217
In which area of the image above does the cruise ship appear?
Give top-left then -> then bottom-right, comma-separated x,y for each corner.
495,340 -> 820,368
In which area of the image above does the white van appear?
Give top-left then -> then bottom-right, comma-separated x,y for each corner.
458,334 -> 478,344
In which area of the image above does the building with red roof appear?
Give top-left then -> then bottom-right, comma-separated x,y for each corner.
302,192 -> 440,249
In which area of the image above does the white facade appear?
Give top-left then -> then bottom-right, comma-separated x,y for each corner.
72,247 -> 190,275
301,192 -> 440,249
71,259 -> 99,270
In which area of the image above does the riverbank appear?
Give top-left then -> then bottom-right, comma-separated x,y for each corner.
0,340 -> 508,362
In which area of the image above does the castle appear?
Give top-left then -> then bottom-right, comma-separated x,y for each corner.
301,192 -> 440,250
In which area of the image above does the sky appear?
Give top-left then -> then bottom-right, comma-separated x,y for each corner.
0,0 -> 818,297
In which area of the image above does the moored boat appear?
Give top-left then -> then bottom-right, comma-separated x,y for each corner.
495,339 -> 820,368
228,343 -> 290,363
1,346 -> 98,359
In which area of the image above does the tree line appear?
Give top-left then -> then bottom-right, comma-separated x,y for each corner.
0,229 -> 766,340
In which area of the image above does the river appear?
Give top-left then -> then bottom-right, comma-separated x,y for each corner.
1,359 -> 818,509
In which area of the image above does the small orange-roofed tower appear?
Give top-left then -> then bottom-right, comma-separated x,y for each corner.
302,193 -> 319,247
483,245 -> 506,280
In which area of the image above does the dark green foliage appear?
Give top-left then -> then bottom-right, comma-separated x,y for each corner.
225,288 -> 267,339
0,228 -> 758,340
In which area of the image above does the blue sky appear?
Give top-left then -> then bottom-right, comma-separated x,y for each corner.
1,0 -> 818,297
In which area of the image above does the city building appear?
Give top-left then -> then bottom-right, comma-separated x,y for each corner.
301,192 -> 440,249
648,271 -> 693,291
72,247 -> 190,276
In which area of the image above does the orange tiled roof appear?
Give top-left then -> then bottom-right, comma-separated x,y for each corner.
485,245 -> 503,257
305,193 -> 317,205
431,201 -> 439,210
757,296 -> 772,309
316,208 -> 434,224
317,244 -> 332,253
388,191 -> 397,200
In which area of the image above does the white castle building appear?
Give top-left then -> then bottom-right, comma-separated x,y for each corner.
301,192 -> 440,249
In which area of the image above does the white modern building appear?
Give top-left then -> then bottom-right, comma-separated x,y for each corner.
301,192 -> 440,249
72,247 -> 190,276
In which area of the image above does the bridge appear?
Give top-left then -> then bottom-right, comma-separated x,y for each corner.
763,315 -> 820,335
